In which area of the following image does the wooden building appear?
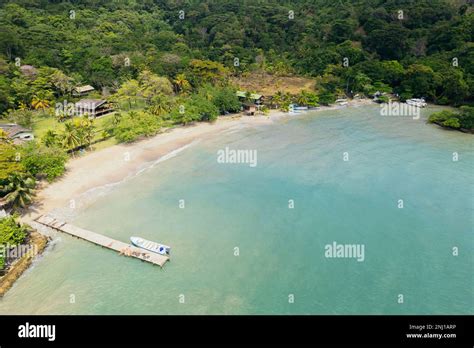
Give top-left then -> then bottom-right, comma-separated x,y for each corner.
0,124 -> 35,144
236,91 -> 264,115
242,103 -> 257,115
75,99 -> 114,118
73,85 -> 95,97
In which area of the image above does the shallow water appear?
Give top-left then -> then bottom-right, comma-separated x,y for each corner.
1,105 -> 472,314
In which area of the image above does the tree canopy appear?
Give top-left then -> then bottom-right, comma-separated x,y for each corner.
0,0 -> 471,113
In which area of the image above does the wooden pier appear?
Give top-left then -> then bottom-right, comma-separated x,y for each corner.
35,215 -> 169,267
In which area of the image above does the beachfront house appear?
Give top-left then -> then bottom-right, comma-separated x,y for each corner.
73,85 -> 95,97
75,99 -> 114,118
242,102 -> 257,115
236,91 -> 264,104
0,124 -> 34,144
236,91 -> 264,115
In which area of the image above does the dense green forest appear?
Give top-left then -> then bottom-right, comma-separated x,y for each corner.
0,0 -> 472,114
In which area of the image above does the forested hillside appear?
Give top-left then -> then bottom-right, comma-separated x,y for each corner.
0,0 -> 472,115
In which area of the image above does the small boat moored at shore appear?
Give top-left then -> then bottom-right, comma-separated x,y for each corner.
406,98 -> 427,108
130,236 -> 171,255
294,105 -> 309,111
335,98 -> 348,106
289,104 -> 309,114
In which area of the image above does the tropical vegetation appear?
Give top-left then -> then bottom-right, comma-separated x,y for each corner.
428,106 -> 474,131
0,214 -> 28,271
0,0 -> 472,214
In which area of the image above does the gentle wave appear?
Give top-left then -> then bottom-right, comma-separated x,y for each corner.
47,140 -> 200,221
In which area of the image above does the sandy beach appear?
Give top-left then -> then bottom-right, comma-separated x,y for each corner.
22,99 -> 373,224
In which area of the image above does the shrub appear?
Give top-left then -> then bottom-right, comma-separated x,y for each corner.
5,109 -> 33,128
318,90 -> 336,105
20,142 -> 67,182
114,111 -> 161,143
428,110 -> 454,124
376,95 -> 390,104
428,107 -> 474,131
442,118 -> 460,129
0,215 -> 28,246
212,87 -> 241,114
0,215 -> 28,270
458,106 -> 474,130
0,144 -> 26,184
190,95 -> 219,122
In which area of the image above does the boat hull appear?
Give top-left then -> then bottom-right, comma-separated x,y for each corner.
406,99 -> 427,108
130,236 -> 170,255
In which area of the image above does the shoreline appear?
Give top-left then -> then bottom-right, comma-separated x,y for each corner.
0,99 -> 374,296
21,110 -> 283,224
4,97 -> 447,295
0,90 -> 372,298
22,98 -> 374,226
1,98 -> 447,300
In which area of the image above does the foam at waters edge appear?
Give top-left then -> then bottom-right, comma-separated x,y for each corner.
47,139 -> 201,221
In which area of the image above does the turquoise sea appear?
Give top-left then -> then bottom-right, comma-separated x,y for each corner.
0,105 -> 472,314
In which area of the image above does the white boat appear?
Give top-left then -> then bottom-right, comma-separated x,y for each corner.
406,98 -> 427,108
294,106 -> 308,111
130,236 -> 170,255
335,99 -> 348,106
289,104 -> 309,113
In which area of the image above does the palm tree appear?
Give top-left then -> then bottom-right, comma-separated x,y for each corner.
62,122 -> 80,152
31,91 -> 52,110
112,112 -> 123,126
0,128 -> 11,144
244,91 -> 252,104
0,174 -> 36,211
68,116 -> 95,150
80,117 -> 95,149
280,100 -> 291,112
42,129 -> 59,147
297,91 -> 309,106
148,93 -> 170,116
18,102 -> 29,111
173,73 -> 191,94
149,103 -> 167,116
272,90 -> 285,108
